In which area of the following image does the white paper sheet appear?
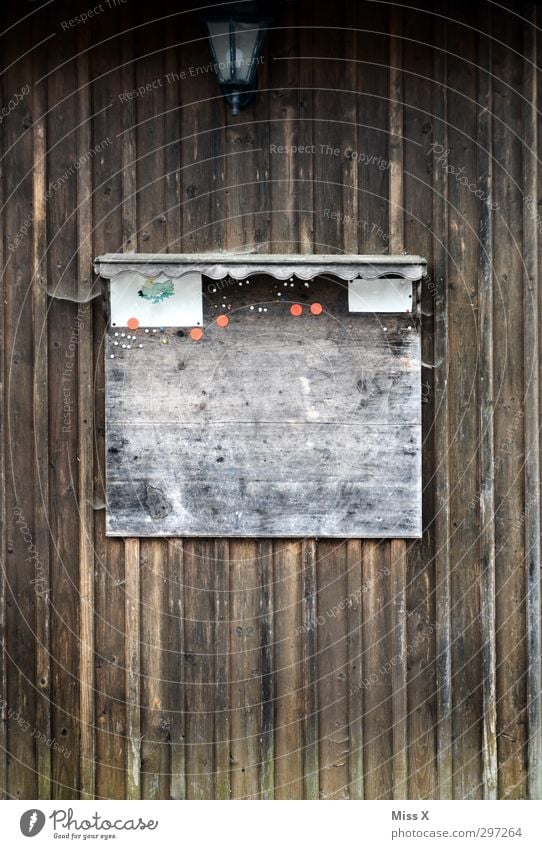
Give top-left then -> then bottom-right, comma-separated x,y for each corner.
110,271 -> 203,328
348,278 -> 413,313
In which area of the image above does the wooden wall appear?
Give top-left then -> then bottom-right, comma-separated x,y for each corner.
0,0 -> 540,799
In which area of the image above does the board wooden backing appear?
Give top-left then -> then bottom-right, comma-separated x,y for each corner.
105,276 -> 421,537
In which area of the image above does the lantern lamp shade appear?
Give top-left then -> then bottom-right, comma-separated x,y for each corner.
203,15 -> 271,112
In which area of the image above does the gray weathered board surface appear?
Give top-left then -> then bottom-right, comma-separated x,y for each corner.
105,276 -> 421,537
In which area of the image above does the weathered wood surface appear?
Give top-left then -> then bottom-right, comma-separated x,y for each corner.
105,287 -> 421,537
523,3 -> 542,801
446,6 -> 484,799
96,253 -> 426,282
92,4 -> 128,801
1,0 -> 540,801
106,308 -> 421,537
431,4 -> 453,801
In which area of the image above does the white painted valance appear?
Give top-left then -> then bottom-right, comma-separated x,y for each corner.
94,252 -> 427,282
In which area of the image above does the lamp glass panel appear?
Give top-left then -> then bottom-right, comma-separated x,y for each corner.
231,20 -> 261,83
206,20 -> 233,83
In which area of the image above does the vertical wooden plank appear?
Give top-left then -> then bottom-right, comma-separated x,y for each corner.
357,1 -> 390,253
268,0 -> 303,253
347,539 -> 364,800
183,541 -> 215,800
3,9 -> 40,798
167,540 -> 185,800
32,25 -> 52,801
432,8 -> 453,801
312,2 -> 356,254
129,11 -> 171,799
179,10 -> 225,254
135,14 -> 166,252
402,1 -> 438,801
446,3 -> 482,799
298,0 -> 314,254
125,538 -> 140,799
478,7 -> 497,801
317,541 -> 349,799
91,9 -> 127,801
0,3 -> 8,799
296,6 -> 320,799
524,3 -> 542,802
134,11 -> 170,802
389,7 -> 404,253
301,539 -> 319,799
230,540 -> 262,799
164,12 -> 181,254
140,540 -> 169,799
177,10 -> 227,802
129,4 -> 170,776
120,6 -> 137,252
46,3 -> 80,795
342,0 -> 359,259
363,541 -> 393,799
121,6 -> 140,801
259,540 -> 274,800
274,541 -> 303,799
298,0 -> 320,799
94,536 -> 126,800
214,539 -> 231,800
388,5 -> 408,800
491,3 -> 528,799
307,9 -> 358,796
224,60 -> 270,252
76,25 -> 95,801
390,539 -> 408,800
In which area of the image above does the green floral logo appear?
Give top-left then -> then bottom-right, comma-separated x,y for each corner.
138,278 -> 175,304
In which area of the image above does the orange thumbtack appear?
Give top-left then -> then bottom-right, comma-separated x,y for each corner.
310,302 -> 323,315
216,314 -> 229,328
190,327 -> 203,341
127,317 -> 139,330
290,303 -> 303,316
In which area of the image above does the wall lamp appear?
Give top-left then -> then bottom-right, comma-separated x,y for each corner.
202,9 -> 271,115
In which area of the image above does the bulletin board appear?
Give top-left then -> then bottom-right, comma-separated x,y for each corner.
95,254 -> 425,538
